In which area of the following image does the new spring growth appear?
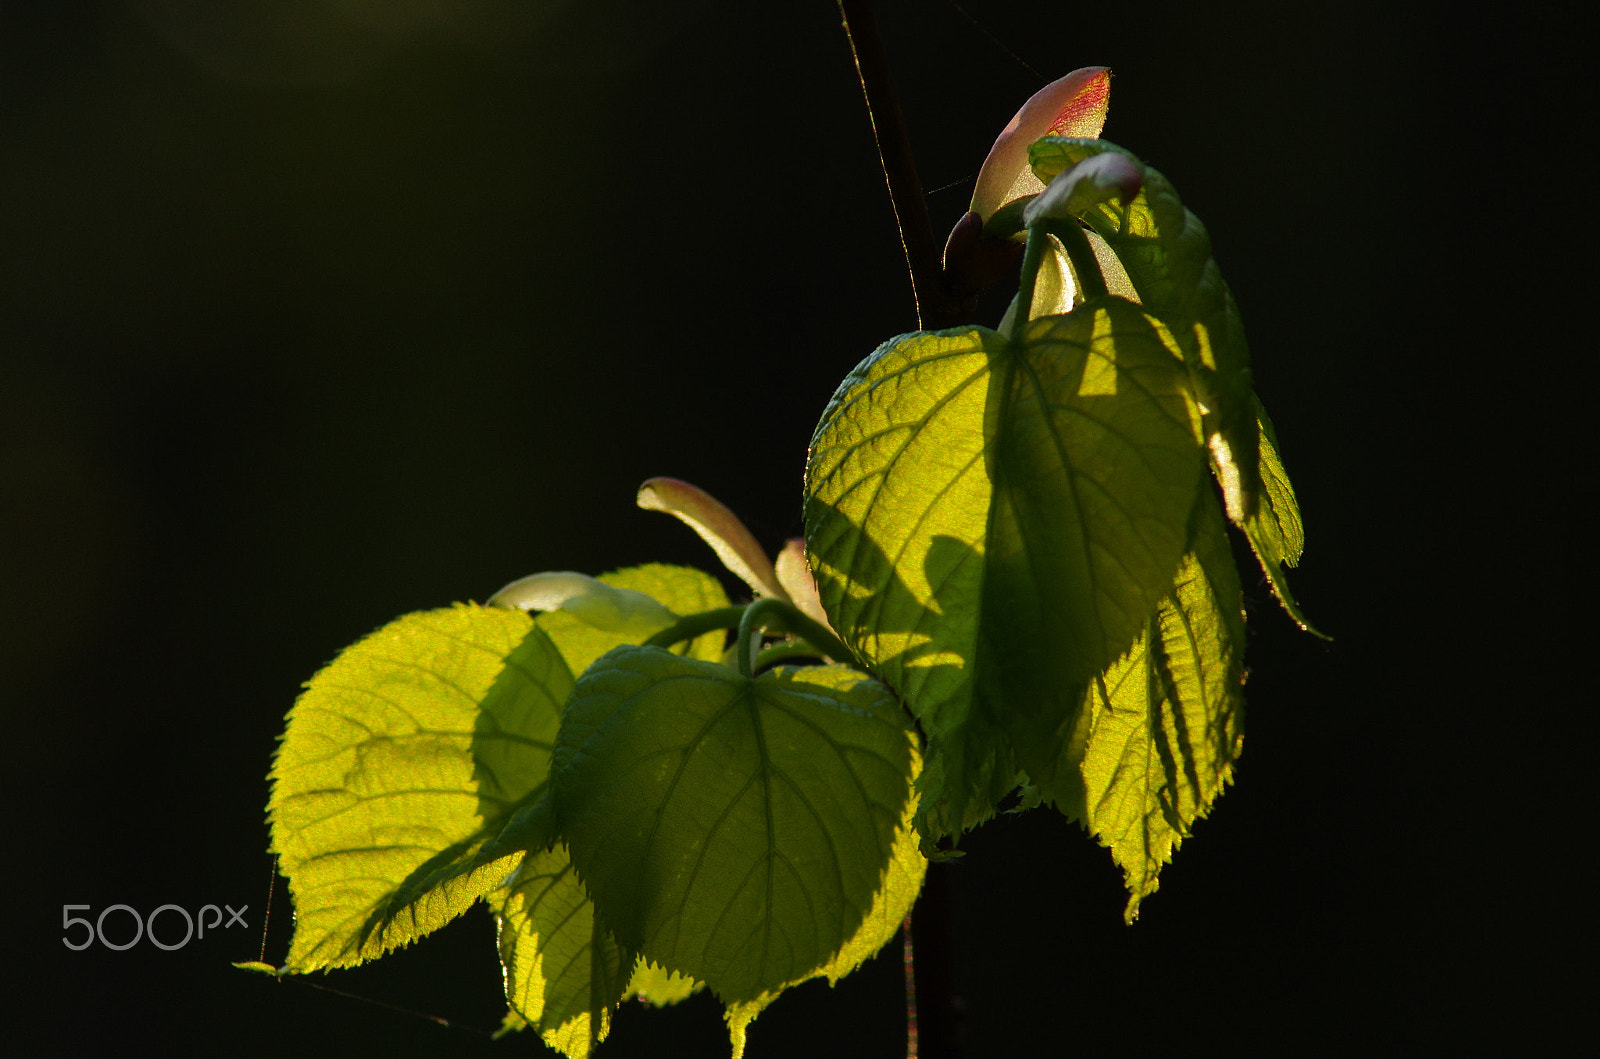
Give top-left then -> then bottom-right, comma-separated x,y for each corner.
637,477 -> 788,600
638,478 -> 836,636
1009,151 -> 1144,323
942,67 -> 1112,305
970,66 -> 1110,225
1022,151 -> 1142,228
488,570 -> 678,637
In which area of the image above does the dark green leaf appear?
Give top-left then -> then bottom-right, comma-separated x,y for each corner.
724,746 -> 926,1057
552,648 -> 914,1004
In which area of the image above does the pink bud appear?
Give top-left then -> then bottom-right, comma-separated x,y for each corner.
970,67 -> 1111,222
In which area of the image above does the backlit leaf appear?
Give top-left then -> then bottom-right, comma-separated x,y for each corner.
1029,137 -> 1261,520
638,478 -> 788,600
724,746 -> 926,1058
494,848 -> 703,1058
1242,400 -> 1324,634
534,563 -> 730,677
625,959 -> 703,1007
269,605 -> 571,970
1067,488 -> 1246,920
496,844 -> 633,1058
805,298 -> 1206,838
552,649 -> 914,1004
491,571 -> 679,636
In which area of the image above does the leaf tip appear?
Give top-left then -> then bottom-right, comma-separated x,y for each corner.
231,960 -> 286,977
636,477 -> 786,600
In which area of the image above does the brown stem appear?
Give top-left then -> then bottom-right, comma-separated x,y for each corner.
836,0 -> 949,330
902,913 -> 919,1058
910,861 -> 961,1058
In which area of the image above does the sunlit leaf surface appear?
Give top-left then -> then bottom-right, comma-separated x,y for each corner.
1069,489 -> 1246,919
535,563 -> 731,677
269,605 -> 571,970
1242,402 -> 1323,633
805,299 -> 1206,837
625,959 -> 703,1007
552,649 -> 914,1003
497,844 -> 632,1058
1029,138 -> 1318,631
495,851 -> 703,1058
1030,137 -> 1261,519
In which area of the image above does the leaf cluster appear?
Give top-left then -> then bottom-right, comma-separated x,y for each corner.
269,562 -> 924,1057
806,136 -> 1318,913
262,134 -> 1316,1056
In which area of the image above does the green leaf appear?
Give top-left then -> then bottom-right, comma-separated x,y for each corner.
1028,137 -> 1262,520
492,571 -> 680,635
805,299 -> 1207,837
494,845 -> 703,1058
724,746 -> 926,1058
1242,400 -> 1325,635
552,648 -> 915,1004
269,604 -> 572,971
535,563 -> 730,677
1067,488 -> 1246,921
626,959 -> 703,1007
496,844 -> 634,1058
231,961 -> 284,976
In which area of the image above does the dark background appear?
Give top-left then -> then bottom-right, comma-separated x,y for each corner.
3,1 -> 1564,1055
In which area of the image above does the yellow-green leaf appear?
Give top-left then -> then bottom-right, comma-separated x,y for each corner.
534,563 -> 730,677
269,604 -> 571,971
496,844 -> 633,1058
626,960 -> 703,1007
1240,400 -> 1324,635
1029,137 -> 1261,521
805,299 -> 1207,838
1072,490 -> 1246,920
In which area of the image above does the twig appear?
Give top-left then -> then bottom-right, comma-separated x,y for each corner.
837,0 -> 947,329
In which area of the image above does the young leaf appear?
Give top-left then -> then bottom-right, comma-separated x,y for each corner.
552,649 -> 915,1004
1242,400 -> 1325,634
626,960 -> 703,1007
774,538 -> 835,633
533,563 -> 731,677
269,605 -> 572,971
1062,489 -> 1246,921
724,747 -> 926,1058
490,571 -> 679,635
1028,137 -> 1262,521
496,844 -> 634,1058
805,299 -> 1207,838
637,478 -> 788,600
